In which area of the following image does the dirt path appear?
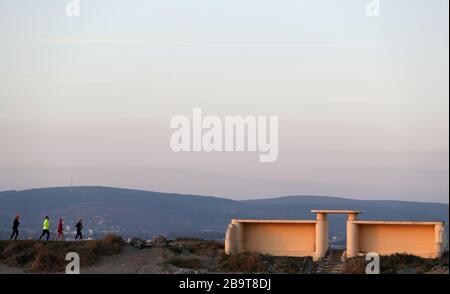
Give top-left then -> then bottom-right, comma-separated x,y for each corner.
81,246 -> 168,274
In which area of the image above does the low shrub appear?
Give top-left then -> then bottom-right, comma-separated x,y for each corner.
91,234 -> 124,256
219,252 -> 268,273
342,257 -> 366,274
174,238 -> 223,255
272,256 -> 311,274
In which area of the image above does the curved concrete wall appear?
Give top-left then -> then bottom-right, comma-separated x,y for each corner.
347,221 -> 445,259
225,219 -> 324,260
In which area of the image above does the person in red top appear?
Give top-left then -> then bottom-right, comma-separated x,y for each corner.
55,218 -> 64,241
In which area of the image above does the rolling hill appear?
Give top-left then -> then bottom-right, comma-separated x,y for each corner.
0,186 -> 448,241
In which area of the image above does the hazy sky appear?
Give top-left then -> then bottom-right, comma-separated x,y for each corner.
0,0 -> 448,202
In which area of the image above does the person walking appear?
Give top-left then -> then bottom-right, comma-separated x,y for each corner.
75,219 -> 83,240
55,218 -> 64,241
10,214 -> 20,240
38,216 -> 50,241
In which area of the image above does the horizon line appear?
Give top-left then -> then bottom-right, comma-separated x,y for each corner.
1,185 -> 448,205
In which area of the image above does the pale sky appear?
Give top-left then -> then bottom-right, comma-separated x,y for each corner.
0,0 -> 448,203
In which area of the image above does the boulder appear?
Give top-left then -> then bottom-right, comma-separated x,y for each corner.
151,235 -> 168,248
130,238 -> 146,249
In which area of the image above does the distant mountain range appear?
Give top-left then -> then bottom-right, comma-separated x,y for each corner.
0,187 -> 448,241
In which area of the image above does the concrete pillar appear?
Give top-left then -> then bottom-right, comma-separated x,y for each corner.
315,213 -> 329,260
346,213 -> 360,258
434,222 -> 445,258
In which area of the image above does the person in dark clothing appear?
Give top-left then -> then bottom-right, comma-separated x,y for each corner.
38,216 -> 50,241
10,214 -> 20,240
75,219 -> 83,240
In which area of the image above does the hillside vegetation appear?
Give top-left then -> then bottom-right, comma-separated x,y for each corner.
0,235 -> 124,272
343,252 -> 449,274
1,236 -> 447,274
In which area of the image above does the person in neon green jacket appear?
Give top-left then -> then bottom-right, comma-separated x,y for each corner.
38,216 -> 50,241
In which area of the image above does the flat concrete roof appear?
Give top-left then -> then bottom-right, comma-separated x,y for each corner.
353,220 -> 444,225
311,210 -> 363,214
232,219 -> 317,224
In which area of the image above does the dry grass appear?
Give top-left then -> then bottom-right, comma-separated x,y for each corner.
342,252 -> 450,274
439,251 -> 449,266
91,234 -> 124,256
342,257 -> 366,274
165,257 -> 203,269
218,252 -> 268,273
272,256 -> 313,274
0,234 -> 124,273
171,239 -> 314,273
172,238 -> 223,257
380,253 -> 438,274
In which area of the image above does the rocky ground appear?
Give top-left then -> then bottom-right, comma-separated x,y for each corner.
0,236 -> 448,274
